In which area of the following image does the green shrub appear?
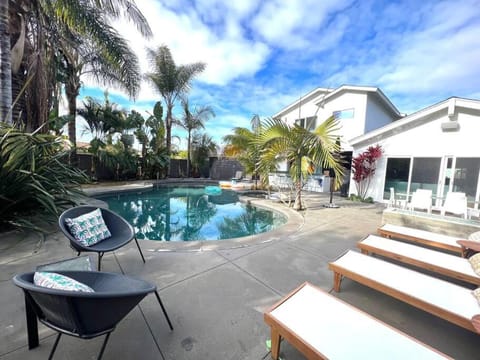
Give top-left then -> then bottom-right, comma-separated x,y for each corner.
0,124 -> 89,232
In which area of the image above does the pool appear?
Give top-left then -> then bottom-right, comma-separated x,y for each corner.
96,186 -> 287,241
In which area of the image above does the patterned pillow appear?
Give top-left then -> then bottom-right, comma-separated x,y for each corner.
65,208 -> 111,246
34,272 -> 94,292
469,253 -> 480,276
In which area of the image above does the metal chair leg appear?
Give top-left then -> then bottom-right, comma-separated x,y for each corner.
97,332 -> 111,360
134,237 -> 146,263
154,290 -> 173,330
97,252 -> 104,271
48,333 -> 62,360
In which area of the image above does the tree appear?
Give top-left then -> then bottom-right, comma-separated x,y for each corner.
176,98 -> 215,177
191,133 -> 217,177
145,45 -> 205,174
352,144 -> 383,200
257,116 -> 343,210
0,0 -> 12,123
223,114 -> 263,189
1,0 -> 151,141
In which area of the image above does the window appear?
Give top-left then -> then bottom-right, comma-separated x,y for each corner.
333,108 -> 355,120
294,116 -> 316,130
410,158 -> 441,194
453,158 -> 480,206
383,158 -> 410,199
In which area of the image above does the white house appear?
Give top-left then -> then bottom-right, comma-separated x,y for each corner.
349,97 -> 480,209
273,85 -> 403,153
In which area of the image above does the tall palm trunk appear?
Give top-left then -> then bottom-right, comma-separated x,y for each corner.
65,71 -> 80,164
0,1 -> 12,124
165,102 -> 173,176
187,130 -> 191,177
294,158 -> 303,210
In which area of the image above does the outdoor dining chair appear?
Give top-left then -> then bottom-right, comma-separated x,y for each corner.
407,189 -> 432,213
441,191 -> 468,219
58,206 -> 145,271
12,271 -> 157,359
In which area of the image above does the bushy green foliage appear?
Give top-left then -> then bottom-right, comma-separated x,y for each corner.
0,124 -> 89,232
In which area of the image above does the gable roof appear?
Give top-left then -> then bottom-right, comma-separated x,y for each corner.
349,97 -> 480,147
273,85 -> 402,119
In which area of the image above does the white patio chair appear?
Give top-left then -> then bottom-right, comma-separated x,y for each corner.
407,189 -> 432,213
441,191 -> 468,219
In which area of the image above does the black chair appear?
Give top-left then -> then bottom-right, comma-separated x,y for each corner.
13,271 -> 161,359
58,206 -> 145,271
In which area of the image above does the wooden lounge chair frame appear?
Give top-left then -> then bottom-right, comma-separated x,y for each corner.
377,223 -> 464,255
329,250 -> 480,334
264,282 -> 451,360
357,234 -> 480,285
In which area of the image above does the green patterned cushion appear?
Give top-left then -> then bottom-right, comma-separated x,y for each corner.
34,272 -> 94,292
65,208 -> 111,246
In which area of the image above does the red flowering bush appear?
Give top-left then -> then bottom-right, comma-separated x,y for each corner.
352,144 -> 383,200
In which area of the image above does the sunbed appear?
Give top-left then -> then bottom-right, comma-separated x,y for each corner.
357,234 -> 480,285
328,250 -> 480,333
377,223 -> 464,255
264,282 -> 451,359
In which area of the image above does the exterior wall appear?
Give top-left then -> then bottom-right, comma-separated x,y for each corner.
365,95 -> 398,133
350,108 -> 480,202
278,91 -> 369,151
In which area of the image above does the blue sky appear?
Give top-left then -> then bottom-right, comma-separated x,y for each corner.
76,0 -> 480,149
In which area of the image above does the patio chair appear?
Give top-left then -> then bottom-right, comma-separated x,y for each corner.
264,282 -> 450,359
377,223 -> 464,255
231,171 -> 243,182
12,271 -> 157,359
329,250 -> 480,334
441,192 -> 468,219
407,189 -> 432,213
358,234 -> 480,285
58,206 -> 145,271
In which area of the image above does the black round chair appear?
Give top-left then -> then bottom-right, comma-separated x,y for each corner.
58,206 -> 145,271
13,271 -> 156,359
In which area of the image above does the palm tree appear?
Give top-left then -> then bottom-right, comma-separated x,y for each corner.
257,116 -> 344,210
223,114 -> 263,188
191,133 -> 217,177
0,0 -> 11,123
176,98 -> 215,177
145,45 -> 206,174
1,0 -> 151,138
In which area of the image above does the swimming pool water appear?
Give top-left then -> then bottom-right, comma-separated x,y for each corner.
96,186 -> 287,241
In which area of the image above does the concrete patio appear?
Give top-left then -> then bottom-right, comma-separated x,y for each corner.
0,190 -> 479,359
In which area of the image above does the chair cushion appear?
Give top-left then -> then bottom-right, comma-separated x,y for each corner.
34,272 -> 94,292
469,253 -> 480,276
65,208 -> 111,246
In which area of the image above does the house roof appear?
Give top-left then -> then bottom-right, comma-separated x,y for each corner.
273,87 -> 333,118
273,85 -> 402,119
349,97 -> 480,147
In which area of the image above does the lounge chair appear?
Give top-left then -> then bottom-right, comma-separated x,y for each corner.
357,235 -> 480,285
377,223 -> 464,255
329,250 -> 480,333
231,171 -> 243,182
441,192 -> 468,219
264,282 -> 450,359
58,206 -> 146,270
407,189 -> 432,213
13,271 -> 160,359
